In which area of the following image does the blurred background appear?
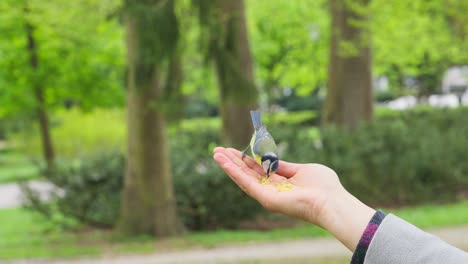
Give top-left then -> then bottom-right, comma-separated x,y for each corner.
0,0 -> 467,263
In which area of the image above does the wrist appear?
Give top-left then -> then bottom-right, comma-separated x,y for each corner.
318,188 -> 376,251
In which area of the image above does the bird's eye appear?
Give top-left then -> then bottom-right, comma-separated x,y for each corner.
270,160 -> 279,172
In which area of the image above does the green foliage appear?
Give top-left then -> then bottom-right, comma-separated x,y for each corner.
23,151 -> 124,227
375,90 -> 397,102
171,128 -> 262,230
22,109 -> 320,230
12,108 -> 126,160
276,91 -> 324,116
185,96 -> 218,118
248,0 -> 328,99
18,107 -> 468,230
371,0 -> 468,95
11,109 -> 318,160
316,107 -> 468,205
23,124 -> 262,230
0,0 -> 125,118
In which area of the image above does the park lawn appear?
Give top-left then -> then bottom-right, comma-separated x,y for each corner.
223,257 -> 349,264
0,149 -> 40,183
0,200 -> 467,261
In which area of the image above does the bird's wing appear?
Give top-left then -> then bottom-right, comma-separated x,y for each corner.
253,127 -> 277,155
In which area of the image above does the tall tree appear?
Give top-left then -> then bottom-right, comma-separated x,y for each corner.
371,0 -> 468,97
0,0 -> 124,170
248,0 -> 328,104
118,0 -> 182,236
0,2 -> 124,141
24,4 -> 55,171
196,0 -> 258,148
325,0 -> 372,129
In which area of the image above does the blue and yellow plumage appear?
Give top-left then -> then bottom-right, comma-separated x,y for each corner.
243,111 -> 279,177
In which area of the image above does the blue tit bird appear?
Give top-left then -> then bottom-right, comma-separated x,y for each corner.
242,111 -> 279,177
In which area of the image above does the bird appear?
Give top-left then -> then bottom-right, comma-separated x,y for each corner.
242,110 -> 279,177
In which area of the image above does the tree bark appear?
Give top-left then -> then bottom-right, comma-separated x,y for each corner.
213,0 -> 258,148
25,11 -> 55,172
324,0 -> 373,129
118,0 -> 182,237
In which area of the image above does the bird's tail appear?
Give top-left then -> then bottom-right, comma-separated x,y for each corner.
250,111 -> 263,130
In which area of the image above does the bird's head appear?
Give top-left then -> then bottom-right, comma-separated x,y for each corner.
261,152 -> 279,177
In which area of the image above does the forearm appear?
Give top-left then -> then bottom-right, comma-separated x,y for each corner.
364,214 -> 468,263
317,188 -> 376,252
315,189 -> 468,263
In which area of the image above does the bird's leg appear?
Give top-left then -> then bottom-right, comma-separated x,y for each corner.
241,144 -> 250,160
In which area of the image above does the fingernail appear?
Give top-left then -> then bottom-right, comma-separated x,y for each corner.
213,147 -> 224,153
213,153 -> 229,164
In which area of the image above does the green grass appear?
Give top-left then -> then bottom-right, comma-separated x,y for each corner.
385,202 -> 468,229
0,208 -> 156,260
189,200 -> 468,247
10,108 -> 127,160
187,223 -> 328,247
0,149 -> 39,183
225,257 -> 349,264
9,109 -> 317,160
0,200 -> 467,260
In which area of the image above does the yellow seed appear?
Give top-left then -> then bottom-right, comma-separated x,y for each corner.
258,177 -> 293,192
259,177 -> 271,185
275,182 -> 293,192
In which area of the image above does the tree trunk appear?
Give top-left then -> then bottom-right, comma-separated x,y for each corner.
34,88 -> 55,172
324,0 -> 373,129
25,12 -> 55,171
213,0 -> 258,148
165,53 -> 185,122
118,0 -> 182,237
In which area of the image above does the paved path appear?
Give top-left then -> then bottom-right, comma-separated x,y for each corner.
8,225 -> 468,264
0,181 -> 55,208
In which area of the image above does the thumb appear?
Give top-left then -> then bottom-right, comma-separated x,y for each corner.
276,160 -> 302,178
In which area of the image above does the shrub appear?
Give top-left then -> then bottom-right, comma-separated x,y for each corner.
23,107 -> 468,231
22,151 -> 124,227
375,90 -> 397,102
316,107 -> 468,205
24,128 -> 263,230
170,128 -> 263,230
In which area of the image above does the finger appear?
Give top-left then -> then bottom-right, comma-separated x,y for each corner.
225,148 -> 265,176
276,160 -> 302,178
218,157 -> 272,205
268,174 -> 287,183
213,152 -> 260,179
213,151 -> 230,166
213,146 -> 225,153
225,148 -> 299,179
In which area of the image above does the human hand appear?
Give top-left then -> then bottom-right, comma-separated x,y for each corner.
213,147 -> 375,251
213,147 -> 342,225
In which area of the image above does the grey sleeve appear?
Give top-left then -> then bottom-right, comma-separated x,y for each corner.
364,214 -> 468,264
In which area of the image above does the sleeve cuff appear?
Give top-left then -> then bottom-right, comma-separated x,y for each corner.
350,210 -> 386,264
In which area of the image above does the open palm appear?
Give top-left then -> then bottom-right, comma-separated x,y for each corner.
213,147 -> 343,226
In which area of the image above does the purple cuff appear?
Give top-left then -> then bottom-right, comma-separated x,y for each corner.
350,210 -> 386,264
